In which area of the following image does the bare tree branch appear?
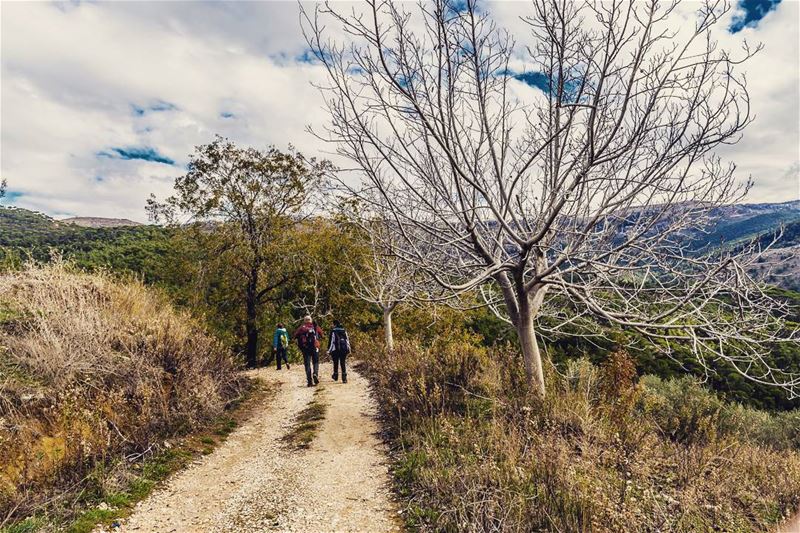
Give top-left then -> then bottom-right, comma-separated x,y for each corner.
304,0 -> 797,397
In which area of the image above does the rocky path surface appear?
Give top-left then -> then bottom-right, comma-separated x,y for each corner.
780,511 -> 800,533
110,363 -> 399,533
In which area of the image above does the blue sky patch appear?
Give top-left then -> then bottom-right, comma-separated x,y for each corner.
510,71 -> 550,92
131,100 -> 178,116
449,0 -> 469,14
506,70 -> 586,100
98,146 -> 175,165
730,0 -> 781,32
2,190 -> 24,203
292,47 -> 333,65
150,100 -> 177,112
296,48 -> 318,64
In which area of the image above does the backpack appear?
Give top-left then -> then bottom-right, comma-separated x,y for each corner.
279,331 -> 288,348
299,326 -> 317,350
334,329 -> 350,354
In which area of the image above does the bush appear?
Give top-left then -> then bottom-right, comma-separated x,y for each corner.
0,263 -> 245,521
358,337 -> 800,532
640,375 -> 800,451
719,404 -> 798,450
638,375 -> 724,445
357,332 -> 501,423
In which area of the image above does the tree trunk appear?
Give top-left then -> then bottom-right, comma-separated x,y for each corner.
383,306 -> 394,352
245,269 -> 259,368
516,298 -> 546,396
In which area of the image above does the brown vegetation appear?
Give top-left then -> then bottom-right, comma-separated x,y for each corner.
0,263 -> 245,523
357,334 -> 800,532
282,388 -> 328,450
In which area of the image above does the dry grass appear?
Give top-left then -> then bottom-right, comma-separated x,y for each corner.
282,389 -> 328,450
357,336 -> 800,532
0,262 -> 245,523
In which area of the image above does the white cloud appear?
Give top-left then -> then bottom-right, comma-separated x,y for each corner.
489,0 -> 800,204
714,0 -> 800,203
0,0 -> 797,221
1,1 -> 332,221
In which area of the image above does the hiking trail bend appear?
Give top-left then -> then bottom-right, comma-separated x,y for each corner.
102,363 -> 399,533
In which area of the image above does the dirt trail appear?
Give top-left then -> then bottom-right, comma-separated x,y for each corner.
109,363 -> 399,533
780,512 -> 800,533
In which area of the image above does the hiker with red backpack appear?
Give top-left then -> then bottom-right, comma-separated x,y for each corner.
328,320 -> 351,383
294,315 -> 323,387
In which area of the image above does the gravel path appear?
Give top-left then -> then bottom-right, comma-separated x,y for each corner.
109,363 -> 399,533
780,511 -> 800,533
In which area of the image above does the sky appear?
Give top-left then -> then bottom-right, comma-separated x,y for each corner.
1,0 -> 798,222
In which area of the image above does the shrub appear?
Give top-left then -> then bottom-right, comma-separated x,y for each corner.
639,375 -> 800,451
638,375 -> 724,445
359,336 -> 800,532
357,332 -> 498,424
0,263 -> 245,521
719,401 -> 800,451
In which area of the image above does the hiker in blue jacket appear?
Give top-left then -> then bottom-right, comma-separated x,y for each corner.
273,323 -> 290,370
328,320 -> 351,383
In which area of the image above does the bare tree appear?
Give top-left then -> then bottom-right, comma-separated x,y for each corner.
350,221 -> 419,351
304,0 -> 800,396
292,267 -> 333,321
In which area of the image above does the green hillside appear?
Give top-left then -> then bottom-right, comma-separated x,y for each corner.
756,219 -> 800,248
695,210 -> 800,250
0,207 -> 174,284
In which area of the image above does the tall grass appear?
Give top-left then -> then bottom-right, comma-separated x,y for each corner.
0,262 -> 244,522
356,335 -> 800,532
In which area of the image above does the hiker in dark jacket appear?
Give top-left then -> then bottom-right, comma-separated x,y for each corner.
328,320 -> 351,383
293,315 -> 323,387
273,323 -> 290,370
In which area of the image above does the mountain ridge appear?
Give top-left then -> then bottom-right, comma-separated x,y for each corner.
59,216 -> 143,228
2,201 -> 798,287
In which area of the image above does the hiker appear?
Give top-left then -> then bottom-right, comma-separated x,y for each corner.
294,315 -> 323,387
328,320 -> 351,383
273,323 -> 290,370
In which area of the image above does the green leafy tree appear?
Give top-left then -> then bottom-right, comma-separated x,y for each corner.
148,137 -> 331,367
283,218 -> 373,328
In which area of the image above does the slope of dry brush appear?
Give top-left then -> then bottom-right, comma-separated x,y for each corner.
0,263 -> 244,520
357,335 -> 800,532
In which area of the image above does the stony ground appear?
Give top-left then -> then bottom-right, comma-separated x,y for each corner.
782,512 -> 800,533
107,362 -> 399,533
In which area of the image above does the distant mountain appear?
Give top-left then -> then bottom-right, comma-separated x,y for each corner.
2,200 -> 798,288
694,200 -> 800,250
0,207 -> 172,283
743,217 -> 800,292
59,217 -> 142,228
594,200 -> 799,290
754,218 -> 800,249
749,244 -> 800,292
